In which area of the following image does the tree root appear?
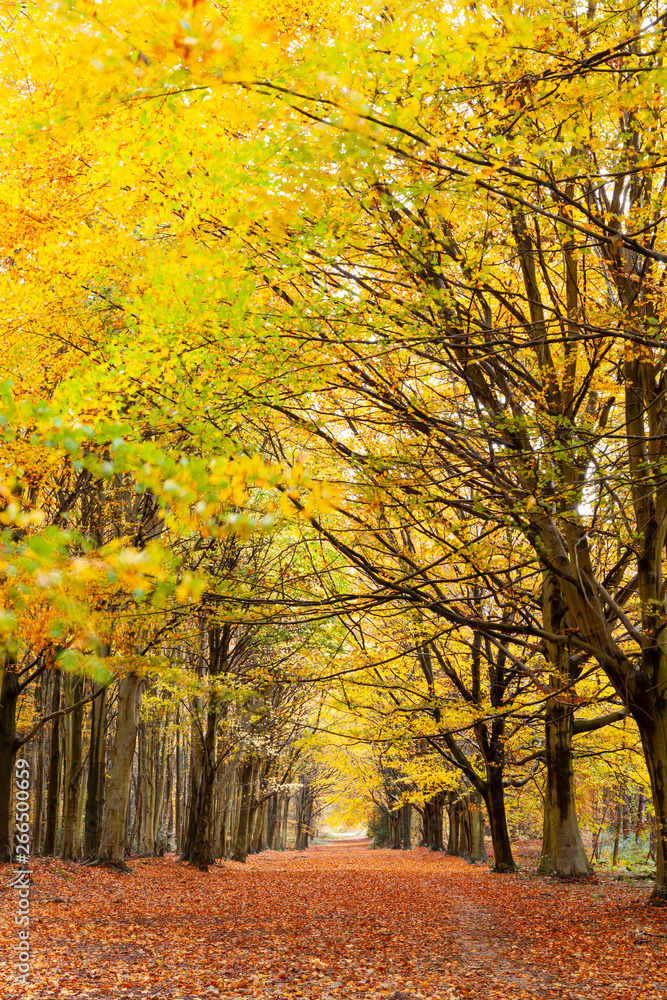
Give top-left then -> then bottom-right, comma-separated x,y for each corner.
85,857 -> 134,873
648,885 -> 667,906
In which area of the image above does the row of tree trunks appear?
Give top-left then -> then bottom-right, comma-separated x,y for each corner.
0,656 -> 641,878
0,652 -> 310,869
422,792 -> 446,851
4,660 -> 494,871
0,624 -> 628,880
384,803 -> 413,849
458,791 -> 488,863
415,789 -> 488,864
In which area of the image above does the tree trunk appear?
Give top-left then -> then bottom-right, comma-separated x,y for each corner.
182,625 -> 229,869
141,720 -> 158,855
32,673 -> 46,855
300,789 -> 315,850
445,793 -> 460,855
266,793 -> 279,850
636,793 -> 647,840
468,791 -> 488,870
389,809 -> 401,849
250,758 -> 271,854
153,722 -> 167,852
295,777 -> 307,850
180,715 -> 203,861
459,797 -> 471,857
128,776 -> 141,856
216,772 -> 233,858
635,712 -> 667,900
538,573 -> 591,878
43,669 -> 62,856
272,794 -> 282,850
189,753 -> 216,870
251,797 -> 268,853
612,800 -> 622,867
136,721 -> 145,853
422,803 -> 431,847
422,793 -> 443,851
483,767 -> 515,872
295,777 -> 315,850
75,764 -> 87,859
84,682 -> 107,858
0,662 -> 19,862
281,794 -> 290,850
538,697 -> 591,877
97,673 -> 144,868
175,712 -> 181,854
622,793 -> 630,840
60,674 -> 84,860
401,803 -> 412,849
232,758 -> 255,863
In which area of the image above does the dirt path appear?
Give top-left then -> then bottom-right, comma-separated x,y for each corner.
1,841 -> 666,999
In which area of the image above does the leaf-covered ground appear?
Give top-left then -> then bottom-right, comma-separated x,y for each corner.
1,839 -> 665,999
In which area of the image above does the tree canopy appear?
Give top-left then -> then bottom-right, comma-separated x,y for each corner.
1,0 -> 667,935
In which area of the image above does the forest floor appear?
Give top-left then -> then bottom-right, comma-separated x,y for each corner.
1,838 -> 666,1000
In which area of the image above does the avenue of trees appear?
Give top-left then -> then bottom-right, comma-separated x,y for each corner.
1,0 -> 667,902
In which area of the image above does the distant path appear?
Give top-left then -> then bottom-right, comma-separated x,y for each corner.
1,842 -> 666,999
310,836 -> 371,849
